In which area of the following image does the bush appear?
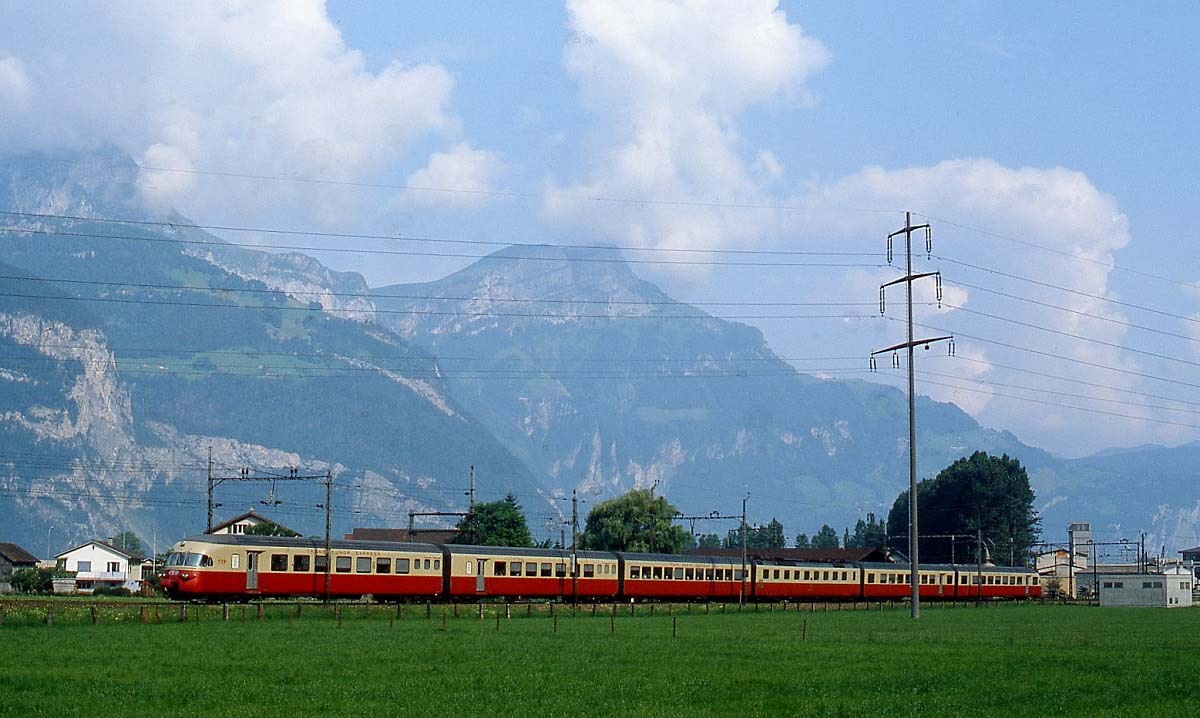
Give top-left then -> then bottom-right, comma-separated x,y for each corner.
8,567 -> 56,594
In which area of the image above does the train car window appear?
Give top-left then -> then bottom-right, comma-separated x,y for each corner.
540,563 -> 552,577
231,554 -> 241,570
376,557 -> 390,573
652,566 -> 663,579
782,570 -> 790,580
356,557 -> 372,574
510,562 -> 522,577
270,554 -> 288,572
466,561 -> 474,575
293,555 -> 310,572
555,563 -> 567,577
734,569 -> 745,581
395,558 -> 410,574
585,565 -> 597,578
315,555 -> 328,573
494,561 -> 506,576
671,567 -> 682,580
801,570 -> 809,580
630,566 -> 640,579
525,562 -> 537,576
335,556 -> 352,573
866,573 -> 875,584
685,568 -> 694,580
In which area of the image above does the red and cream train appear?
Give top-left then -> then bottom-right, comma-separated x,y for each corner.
160,534 -> 1041,602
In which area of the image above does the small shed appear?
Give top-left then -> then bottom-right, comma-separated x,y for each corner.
1097,572 -> 1193,608
0,542 -> 40,592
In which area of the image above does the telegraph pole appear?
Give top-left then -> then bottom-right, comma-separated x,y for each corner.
871,211 -> 953,620
467,465 -> 476,544
571,488 -> 579,605
739,493 -> 749,608
206,446 -> 215,532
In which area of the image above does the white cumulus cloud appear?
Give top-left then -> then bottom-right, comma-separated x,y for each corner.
0,1 -> 474,229
543,0 -> 829,255
397,143 -> 504,209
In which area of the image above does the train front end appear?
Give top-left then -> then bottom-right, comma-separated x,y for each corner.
159,538 -> 228,600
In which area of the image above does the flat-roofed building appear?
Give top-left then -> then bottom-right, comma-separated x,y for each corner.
1097,571 -> 1193,608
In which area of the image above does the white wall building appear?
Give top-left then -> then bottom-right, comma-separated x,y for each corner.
55,541 -> 143,593
1098,571 -> 1193,608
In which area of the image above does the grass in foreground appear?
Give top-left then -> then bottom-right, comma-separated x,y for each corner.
0,603 -> 1195,718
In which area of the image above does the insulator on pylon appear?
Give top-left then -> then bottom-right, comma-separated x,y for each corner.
886,237 -> 893,265
892,352 -> 900,369
925,226 -> 932,257
879,287 -> 886,315
869,356 -> 877,373
948,338 -> 956,357
935,273 -> 943,307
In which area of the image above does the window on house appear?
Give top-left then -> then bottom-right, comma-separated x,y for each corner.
293,555 -> 310,572
270,554 -> 288,572
232,524 -> 244,535
107,561 -> 121,573
1113,582 -> 1124,588
78,561 -> 92,572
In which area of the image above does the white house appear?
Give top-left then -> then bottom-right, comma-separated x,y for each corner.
1097,571 -> 1193,608
209,510 -> 294,536
55,540 -> 143,593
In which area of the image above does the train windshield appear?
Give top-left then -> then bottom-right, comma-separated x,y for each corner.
166,552 -> 213,568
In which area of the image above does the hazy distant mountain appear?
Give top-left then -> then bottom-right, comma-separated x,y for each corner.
0,150 -> 541,554
371,244 -> 1054,540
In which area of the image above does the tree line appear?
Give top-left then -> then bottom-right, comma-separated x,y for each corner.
449,451 -> 1039,564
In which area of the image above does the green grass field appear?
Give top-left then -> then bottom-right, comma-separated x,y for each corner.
0,602 -> 1195,717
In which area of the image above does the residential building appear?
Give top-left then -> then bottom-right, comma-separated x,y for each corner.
209,510 -> 295,536
0,542 -> 40,592
54,540 -> 144,593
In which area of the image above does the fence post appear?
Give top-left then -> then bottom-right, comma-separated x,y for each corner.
179,604 -> 187,622
222,604 -> 230,622
46,606 -> 53,626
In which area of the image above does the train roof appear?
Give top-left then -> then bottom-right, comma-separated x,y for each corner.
444,544 -> 615,561
858,561 -> 1036,573
176,534 -> 443,554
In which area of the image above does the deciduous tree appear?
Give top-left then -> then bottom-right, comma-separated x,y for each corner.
887,451 -> 1039,565
453,494 -> 534,547
578,489 -> 691,553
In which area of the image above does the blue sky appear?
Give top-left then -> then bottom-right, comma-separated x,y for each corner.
2,1 -> 1198,457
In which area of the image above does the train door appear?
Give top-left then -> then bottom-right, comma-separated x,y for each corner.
246,552 -> 260,591
476,558 -> 487,594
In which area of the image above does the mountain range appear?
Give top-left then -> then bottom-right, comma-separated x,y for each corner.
1,149 -> 1196,558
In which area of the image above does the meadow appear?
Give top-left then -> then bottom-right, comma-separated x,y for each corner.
0,601 -> 1195,717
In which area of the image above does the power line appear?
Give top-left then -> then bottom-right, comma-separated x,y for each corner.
915,212 -> 1199,292
935,255 -> 1200,326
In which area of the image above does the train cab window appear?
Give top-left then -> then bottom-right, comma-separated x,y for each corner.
270,554 -> 288,572
231,554 -> 241,570
494,561 -> 506,576
540,563 -> 552,577
293,555 -> 310,572
555,563 -> 567,577
525,562 -> 537,577
335,556 -> 352,573
376,557 -> 391,573
315,555 -> 328,573
356,557 -> 372,574
510,562 -> 522,577
396,558 -> 410,574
